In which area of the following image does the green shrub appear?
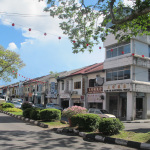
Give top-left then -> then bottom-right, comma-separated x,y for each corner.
1,103 -> 14,108
3,108 -> 22,112
71,113 -> 101,131
40,109 -> 61,121
99,118 -> 124,135
23,108 -> 33,118
21,102 -> 32,110
30,108 -> 41,120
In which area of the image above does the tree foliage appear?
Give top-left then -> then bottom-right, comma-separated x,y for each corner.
0,45 -> 25,82
45,0 -> 150,53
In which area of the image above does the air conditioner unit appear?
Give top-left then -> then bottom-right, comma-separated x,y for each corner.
72,91 -> 78,94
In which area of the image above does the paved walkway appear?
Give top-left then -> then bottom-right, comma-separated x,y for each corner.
0,112 -> 136,150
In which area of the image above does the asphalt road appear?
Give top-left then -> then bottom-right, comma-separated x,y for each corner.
0,113 -> 137,150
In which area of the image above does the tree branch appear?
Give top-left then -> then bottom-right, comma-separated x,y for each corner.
110,0 -> 150,25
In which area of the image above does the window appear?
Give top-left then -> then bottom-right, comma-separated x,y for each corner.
124,66 -> 130,79
106,66 -> 130,81
106,70 -> 112,81
112,48 -> 117,57
61,82 -> 64,90
37,85 -> 38,91
89,79 -> 95,87
148,69 -> 150,81
106,44 -> 130,59
118,46 -> 124,56
74,81 -> 81,89
106,50 -> 111,58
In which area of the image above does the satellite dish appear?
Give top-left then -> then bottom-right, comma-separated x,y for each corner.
96,77 -> 104,85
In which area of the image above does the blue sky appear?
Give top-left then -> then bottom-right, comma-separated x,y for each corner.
0,0 -> 132,86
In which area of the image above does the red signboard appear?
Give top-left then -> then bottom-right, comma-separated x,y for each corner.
88,87 -> 103,94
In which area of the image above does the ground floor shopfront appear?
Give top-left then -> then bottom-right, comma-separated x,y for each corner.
59,93 -> 85,109
104,82 -> 150,121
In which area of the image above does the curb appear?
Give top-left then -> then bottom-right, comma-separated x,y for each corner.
0,110 -> 48,128
122,121 -> 150,123
54,128 -> 150,150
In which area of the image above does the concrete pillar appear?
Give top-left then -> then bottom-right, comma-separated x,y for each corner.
146,94 -> 150,119
127,92 -> 136,120
103,93 -> 106,110
106,93 -> 109,111
69,98 -> 73,107
41,95 -> 44,104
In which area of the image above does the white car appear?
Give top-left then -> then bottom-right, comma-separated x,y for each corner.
88,108 -> 116,118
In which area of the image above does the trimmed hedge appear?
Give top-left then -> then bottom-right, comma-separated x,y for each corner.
23,108 -> 33,118
30,108 -> 41,120
1,103 -> 14,108
40,109 -> 61,121
71,113 -> 101,131
3,108 -> 22,112
99,118 -> 124,135
21,102 -> 32,110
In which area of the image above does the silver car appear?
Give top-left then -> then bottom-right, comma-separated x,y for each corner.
12,101 -> 22,109
88,108 -> 116,118
46,103 -> 63,112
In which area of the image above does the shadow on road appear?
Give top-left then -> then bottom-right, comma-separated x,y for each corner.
0,130 -> 114,150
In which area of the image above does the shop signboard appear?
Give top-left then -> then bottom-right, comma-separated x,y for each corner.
104,83 -> 131,92
60,93 -> 70,99
87,86 -> 103,94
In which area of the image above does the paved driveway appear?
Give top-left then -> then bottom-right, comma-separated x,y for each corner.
0,113 -> 137,150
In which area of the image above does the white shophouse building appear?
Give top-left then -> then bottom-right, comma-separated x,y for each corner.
103,34 -> 150,120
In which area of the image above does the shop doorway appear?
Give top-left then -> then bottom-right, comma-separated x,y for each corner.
44,97 -> 48,106
121,98 -> 127,117
61,100 -> 69,109
136,98 -> 143,119
109,96 -> 118,117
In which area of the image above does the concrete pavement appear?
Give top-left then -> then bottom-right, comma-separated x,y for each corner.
0,112 -> 137,150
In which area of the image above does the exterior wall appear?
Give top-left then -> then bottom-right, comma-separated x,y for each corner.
72,75 -> 82,95
104,54 -> 132,70
127,92 -> 136,120
134,66 -> 148,82
134,40 -> 149,56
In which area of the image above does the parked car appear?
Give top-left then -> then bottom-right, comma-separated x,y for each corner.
28,102 -> 35,107
88,108 -> 116,118
12,101 -> 22,109
46,103 -> 63,112
12,99 -> 23,105
34,104 -> 45,109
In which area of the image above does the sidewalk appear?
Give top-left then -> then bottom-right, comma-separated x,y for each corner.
122,119 -> 150,123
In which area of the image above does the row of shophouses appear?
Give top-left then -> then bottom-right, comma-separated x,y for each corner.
0,34 -> 150,121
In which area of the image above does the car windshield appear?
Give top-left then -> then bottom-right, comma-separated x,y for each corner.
100,110 -> 109,114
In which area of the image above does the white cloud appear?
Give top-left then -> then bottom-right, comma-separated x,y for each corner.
123,0 -> 135,7
7,42 -> 18,51
0,0 -> 65,42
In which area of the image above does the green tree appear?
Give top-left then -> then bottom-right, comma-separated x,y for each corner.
49,71 -> 59,78
46,0 -> 150,53
0,45 -> 25,82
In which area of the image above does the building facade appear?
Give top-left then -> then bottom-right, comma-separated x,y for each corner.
103,34 -> 150,120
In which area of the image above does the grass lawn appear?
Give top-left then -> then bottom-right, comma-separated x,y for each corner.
9,112 -> 23,116
111,131 -> 150,143
42,121 -> 69,128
